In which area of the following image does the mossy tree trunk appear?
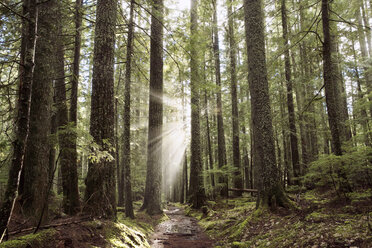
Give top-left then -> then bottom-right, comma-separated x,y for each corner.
20,0 -> 58,223
55,6 -> 80,216
321,0 -> 348,156
84,0 -> 117,219
189,0 -> 206,209
142,0 -> 164,215
243,0 -> 290,209
0,0 -> 38,237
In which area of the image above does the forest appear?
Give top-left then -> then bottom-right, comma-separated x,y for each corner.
0,0 -> 371,247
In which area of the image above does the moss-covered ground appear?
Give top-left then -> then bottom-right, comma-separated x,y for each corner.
187,190 -> 372,248
0,201 -> 166,248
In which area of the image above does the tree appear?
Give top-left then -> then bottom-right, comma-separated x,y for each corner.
66,0 -> 84,214
189,0 -> 206,209
321,0 -> 348,156
84,0 -> 118,219
212,0 -> 228,197
281,0 -> 300,181
0,0 -> 38,237
55,5 -> 80,216
227,0 -> 243,194
243,0 -> 290,208
141,0 -> 164,215
20,0 -> 58,223
122,0 -> 135,219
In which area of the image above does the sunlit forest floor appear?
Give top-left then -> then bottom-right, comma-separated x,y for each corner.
1,189 -> 371,247
187,189 -> 372,248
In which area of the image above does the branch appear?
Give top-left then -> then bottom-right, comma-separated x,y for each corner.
0,2 -> 30,22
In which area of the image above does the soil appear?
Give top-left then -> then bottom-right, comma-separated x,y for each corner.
150,206 -> 214,248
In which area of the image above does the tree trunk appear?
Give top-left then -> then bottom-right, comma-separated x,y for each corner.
0,0 -> 38,237
227,0 -> 243,196
360,0 -> 372,57
84,0 -> 117,219
356,2 -> 372,118
142,0 -> 164,215
244,0 -> 290,209
204,90 -> 215,189
351,33 -> 371,146
212,0 -> 228,198
122,0 -> 135,219
321,0 -> 347,156
21,0 -> 57,223
67,0 -> 83,215
189,0 -> 206,209
281,0 -> 300,182
55,11 -> 80,215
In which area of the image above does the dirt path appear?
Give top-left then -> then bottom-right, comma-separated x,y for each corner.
149,206 -> 214,248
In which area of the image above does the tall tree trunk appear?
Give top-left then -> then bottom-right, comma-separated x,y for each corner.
244,0 -> 290,208
227,0 -> 243,195
142,0 -> 164,215
321,0 -> 347,156
281,0 -> 300,181
84,0 -> 117,219
0,0 -> 38,237
116,69 -> 124,207
351,32 -> 371,146
189,0 -> 206,209
55,11 -> 80,215
21,0 -> 57,223
356,2 -> 372,118
122,0 -> 135,219
360,0 -> 372,57
67,0 -> 83,215
212,0 -> 228,198
204,90 -> 215,189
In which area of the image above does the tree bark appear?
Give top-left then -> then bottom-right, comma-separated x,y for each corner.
84,0 -> 117,219
321,0 -> 347,156
55,10 -> 80,215
281,0 -> 300,181
227,0 -> 243,196
0,0 -> 38,237
244,0 -> 290,209
21,0 -> 57,223
142,0 -> 164,215
351,31 -> 371,146
122,0 -> 135,219
66,0 -> 83,215
204,90 -> 215,189
356,2 -> 372,118
212,0 -> 228,198
189,0 -> 206,209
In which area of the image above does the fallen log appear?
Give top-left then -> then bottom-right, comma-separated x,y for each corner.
228,188 -> 258,193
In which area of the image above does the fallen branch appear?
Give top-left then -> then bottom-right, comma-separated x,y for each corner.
8,216 -> 93,236
228,188 -> 258,193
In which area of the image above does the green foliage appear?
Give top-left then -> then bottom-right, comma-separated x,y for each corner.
0,229 -> 57,248
304,146 -> 372,191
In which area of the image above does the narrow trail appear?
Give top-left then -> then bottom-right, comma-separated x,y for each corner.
149,205 -> 214,248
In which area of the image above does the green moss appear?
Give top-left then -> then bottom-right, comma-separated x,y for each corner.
305,210 -> 330,222
117,213 -> 153,236
104,222 -> 150,248
0,229 -> 57,248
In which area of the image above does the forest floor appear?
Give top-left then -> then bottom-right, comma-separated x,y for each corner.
149,205 -> 213,248
1,189 -> 371,247
186,189 -> 372,248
